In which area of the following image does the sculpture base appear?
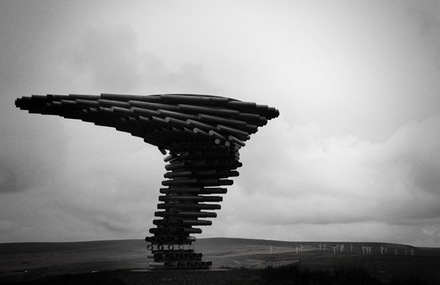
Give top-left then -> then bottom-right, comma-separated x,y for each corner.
149,249 -> 211,270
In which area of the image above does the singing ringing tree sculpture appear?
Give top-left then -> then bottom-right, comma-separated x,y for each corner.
15,93 -> 279,269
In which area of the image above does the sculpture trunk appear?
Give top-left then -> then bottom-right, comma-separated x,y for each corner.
144,147 -> 240,269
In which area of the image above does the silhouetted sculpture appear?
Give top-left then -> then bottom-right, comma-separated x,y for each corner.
15,93 -> 279,269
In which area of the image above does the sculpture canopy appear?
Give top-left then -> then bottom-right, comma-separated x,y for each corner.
15,93 -> 279,153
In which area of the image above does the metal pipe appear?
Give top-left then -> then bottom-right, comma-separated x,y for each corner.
192,169 -> 216,176
237,112 -> 267,126
161,178 -> 198,186
216,124 -> 250,139
60,99 -> 77,106
178,211 -> 217,218
197,113 -> 246,127
198,179 -> 233,186
160,187 -> 227,194
76,99 -> 99,108
157,109 -> 198,120
157,203 -> 221,210
97,99 -> 130,108
163,171 -> 192,179
181,220 -> 212,226
164,116 -> 188,128
166,151 -> 191,163
131,107 -> 158,117
227,100 -> 257,110
163,154 -> 174,162
160,187 -> 201,193
199,187 -> 227,194
165,162 -> 188,171
192,127 -> 210,138
158,195 -> 223,202
151,116 -> 168,126
208,130 -> 227,141
160,94 -> 229,104
183,228 -> 202,234
101,93 -> 162,102
111,106 -> 133,116
178,104 -> 239,117
186,119 -> 215,131
68,94 -> 101,100
228,135 -> 246,147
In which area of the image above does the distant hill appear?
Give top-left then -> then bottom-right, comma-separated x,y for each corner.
1,238 -> 439,284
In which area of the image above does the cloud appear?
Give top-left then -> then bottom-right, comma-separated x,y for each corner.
0,112 -> 67,194
406,1 -> 440,68
43,123 -> 165,239
204,116 -> 440,246
72,25 -> 220,94
229,115 -> 440,229
1,22 -> 220,240
0,120 -> 163,241
2,1 -> 440,246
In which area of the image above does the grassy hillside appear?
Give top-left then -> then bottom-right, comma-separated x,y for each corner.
0,238 -> 439,284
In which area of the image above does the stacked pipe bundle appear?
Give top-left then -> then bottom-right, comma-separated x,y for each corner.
15,93 -> 279,269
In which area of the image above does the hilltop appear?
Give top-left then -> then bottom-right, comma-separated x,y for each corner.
0,238 -> 439,284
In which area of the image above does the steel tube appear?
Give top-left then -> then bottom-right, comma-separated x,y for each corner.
102,93 -> 162,102
157,203 -> 221,210
98,99 -> 130,108
178,104 -> 240,117
157,109 -> 198,120
183,228 -> 202,234
197,113 -> 246,127
181,220 -> 212,226
160,94 -> 229,104
186,119 -> 215,131
216,124 -> 250,139
132,107 -> 158,118
178,211 -> 217,218
68,94 -> 101,100
164,116 -> 189,128
158,195 -> 223,202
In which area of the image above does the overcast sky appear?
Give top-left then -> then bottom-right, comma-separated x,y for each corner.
1,0 -> 440,247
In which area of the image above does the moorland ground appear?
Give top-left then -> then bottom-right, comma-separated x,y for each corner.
0,238 -> 439,284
